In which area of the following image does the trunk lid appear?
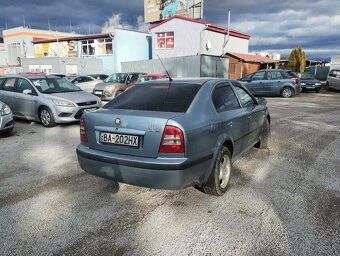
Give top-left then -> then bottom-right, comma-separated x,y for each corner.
85,109 -> 183,158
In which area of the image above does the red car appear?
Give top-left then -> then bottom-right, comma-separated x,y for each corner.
125,73 -> 169,90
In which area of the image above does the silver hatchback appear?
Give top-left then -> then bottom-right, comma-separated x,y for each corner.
0,100 -> 14,134
0,74 -> 102,127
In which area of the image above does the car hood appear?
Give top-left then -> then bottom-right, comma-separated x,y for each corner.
48,91 -> 98,104
94,82 -> 126,90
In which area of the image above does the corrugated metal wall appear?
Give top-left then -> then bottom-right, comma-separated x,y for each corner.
122,55 -> 229,78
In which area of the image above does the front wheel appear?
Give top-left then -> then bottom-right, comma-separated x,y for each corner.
39,107 -> 56,127
281,87 -> 294,98
203,146 -> 232,196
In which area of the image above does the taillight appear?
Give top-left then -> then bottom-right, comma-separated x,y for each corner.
159,125 -> 185,153
80,117 -> 88,143
290,77 -> 300,84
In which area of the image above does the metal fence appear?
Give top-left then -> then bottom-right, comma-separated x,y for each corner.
122,55 -> 229,78
305,66 -> 330,81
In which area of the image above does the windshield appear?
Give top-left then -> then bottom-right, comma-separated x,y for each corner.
104,73 -> 128,83
300,73 -> 315,80
31,78 -> 81,93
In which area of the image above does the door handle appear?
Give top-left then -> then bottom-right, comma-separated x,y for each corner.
248,115 -> 252,119
226,121 -> 233,127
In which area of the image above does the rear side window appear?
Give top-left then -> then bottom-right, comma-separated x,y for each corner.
283,71 -> 298,78
105,82 -> 201,112
212,85 -> 240,112
267,71 -> 283,80
233,86 -> 255,107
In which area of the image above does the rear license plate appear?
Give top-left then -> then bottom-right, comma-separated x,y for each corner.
100,132 -> 139,147
94,90 -> 103,95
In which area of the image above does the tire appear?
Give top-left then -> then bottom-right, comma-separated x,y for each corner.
256,119 -> 270,149
325,82 -> 330,91
203,146 -> 232,196
281,87 -> 294,98
39,107 -> 56,127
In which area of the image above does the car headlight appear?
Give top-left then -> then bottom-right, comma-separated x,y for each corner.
52,99 -> 75,107
315,83 -> 321,86
0,104 -> 11,116
301,82 -> 306,85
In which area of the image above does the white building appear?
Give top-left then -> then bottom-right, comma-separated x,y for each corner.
149,15 -> 250,59
2,26 -> 81,66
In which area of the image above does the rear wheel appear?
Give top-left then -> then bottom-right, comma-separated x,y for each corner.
256,119 -> 270,149
203,146 -> 232,196
281,87 -> 293,98
39,107 -> 56,127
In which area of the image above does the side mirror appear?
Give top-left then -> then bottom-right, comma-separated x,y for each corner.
23,89 -> 32,95
257,97 -> 267,105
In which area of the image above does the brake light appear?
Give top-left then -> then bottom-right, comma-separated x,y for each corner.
80,117 -> 88,143
159,125 -> 185,153
290,77 -> 300,84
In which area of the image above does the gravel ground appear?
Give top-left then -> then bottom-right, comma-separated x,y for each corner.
0,90 -> 339,256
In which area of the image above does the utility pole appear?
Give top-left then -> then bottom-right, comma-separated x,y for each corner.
48,19 -> 51,30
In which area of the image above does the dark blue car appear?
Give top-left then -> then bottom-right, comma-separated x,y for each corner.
76,79 -> 271,196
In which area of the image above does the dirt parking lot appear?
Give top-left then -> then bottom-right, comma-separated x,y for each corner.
0,90 -> 339,256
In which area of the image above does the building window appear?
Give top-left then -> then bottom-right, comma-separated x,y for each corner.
156,32 -> 174,49
97,38 -> 113,55
81,40 -> 95,56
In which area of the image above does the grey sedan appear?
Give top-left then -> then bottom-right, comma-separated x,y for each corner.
77,79 -> 271,196
0,100 -> 14,134
0,74 -> 102,127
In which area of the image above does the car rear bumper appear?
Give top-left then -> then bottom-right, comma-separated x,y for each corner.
301,84 -> 322,90
76,144 -> 212,190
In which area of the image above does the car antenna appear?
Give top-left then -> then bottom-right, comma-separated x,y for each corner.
157,54 -> 173,82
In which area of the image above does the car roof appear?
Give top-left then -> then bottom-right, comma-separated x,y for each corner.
144,78 -> 234,85
2,74 -> 61,79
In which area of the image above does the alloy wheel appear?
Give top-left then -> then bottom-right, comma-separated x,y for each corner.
219,154 -> 231,189
41,110 -> 51,126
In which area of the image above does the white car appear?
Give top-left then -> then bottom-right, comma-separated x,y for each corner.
0,100 -> 14,135
66,75 -> 102,93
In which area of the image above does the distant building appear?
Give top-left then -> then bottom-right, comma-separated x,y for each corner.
30,28 -> 151,74
2,26 -> 80,66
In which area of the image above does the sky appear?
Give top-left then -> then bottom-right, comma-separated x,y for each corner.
0,0 -> 339,60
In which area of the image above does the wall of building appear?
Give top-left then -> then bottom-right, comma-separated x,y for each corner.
201,30 -> 249,56
114,28 -> 151,72
151,18 -> 204,59
150,18 -> 250,59
22,57 -> 103,75
228,57 -> 259,80
0,44 -> 6,66
3,27 -> 80,65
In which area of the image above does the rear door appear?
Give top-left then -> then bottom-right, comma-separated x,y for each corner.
263,71 -> 284,95
211,82 -> 248,157
233,84 -> 265,148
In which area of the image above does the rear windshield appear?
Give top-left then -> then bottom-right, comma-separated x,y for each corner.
283,71 -> 298,78
104,82 -> 201,112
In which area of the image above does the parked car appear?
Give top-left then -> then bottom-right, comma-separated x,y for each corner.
239,69 -> 301,98
88,74 -> 109,81
0,100 -> 14,135
93,72 -> 146,100
325,69 -> 340,91
296,72 -> 322,92
0,74 -> 102,127
125,73 -> 169,90
77,79 -> 270,196
66,75 -> 102,93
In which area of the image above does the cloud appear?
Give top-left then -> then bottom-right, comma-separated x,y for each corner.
101,13 -> 149,33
